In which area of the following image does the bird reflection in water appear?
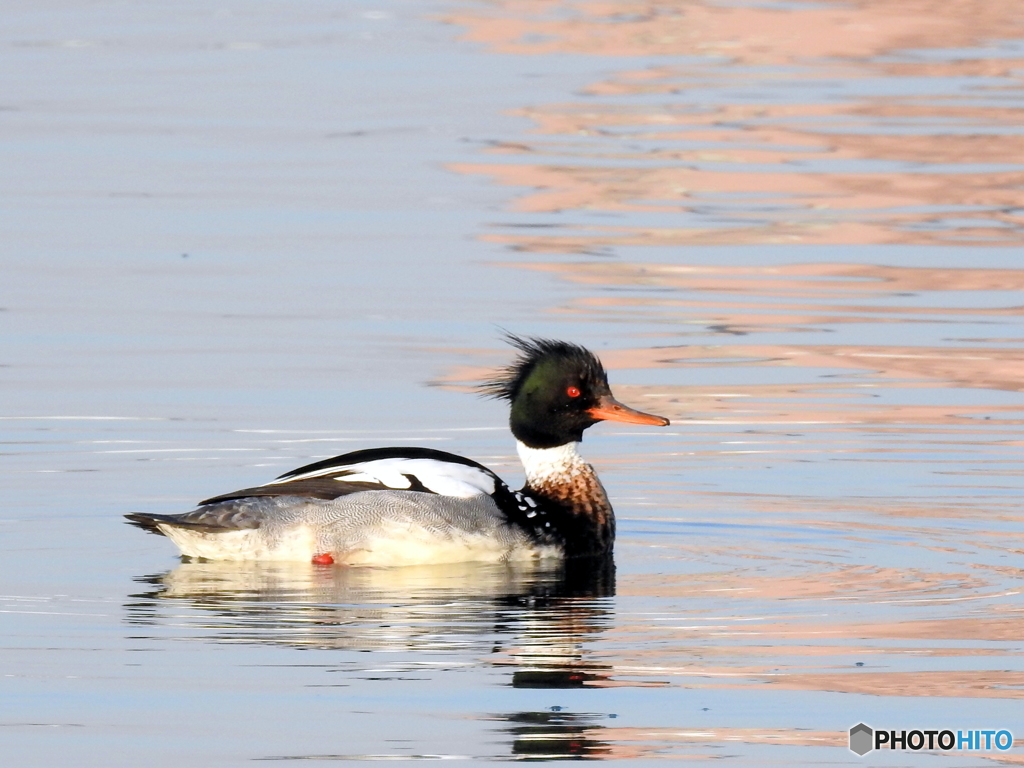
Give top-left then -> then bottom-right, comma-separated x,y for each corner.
497,710 -> 616,760
126,559 -> 624,760
126,557 -> 615,658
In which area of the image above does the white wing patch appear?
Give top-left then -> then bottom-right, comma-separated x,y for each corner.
335,471 -> 412,489
264,457 -> 496,499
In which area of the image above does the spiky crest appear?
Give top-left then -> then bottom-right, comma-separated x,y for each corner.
479,334 -> 607,402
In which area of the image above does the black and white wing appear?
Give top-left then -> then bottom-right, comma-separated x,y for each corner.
197,446 -> 503,505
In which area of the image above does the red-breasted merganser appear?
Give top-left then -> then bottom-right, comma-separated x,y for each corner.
126,336 -> 669,564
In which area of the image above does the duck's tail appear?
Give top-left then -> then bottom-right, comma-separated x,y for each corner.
124,513 -> 170,536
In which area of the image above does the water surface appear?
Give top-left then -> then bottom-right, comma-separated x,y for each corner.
3,0 -> 1024,765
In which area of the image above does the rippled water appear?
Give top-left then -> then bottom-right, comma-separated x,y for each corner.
4,0 -> 1024,765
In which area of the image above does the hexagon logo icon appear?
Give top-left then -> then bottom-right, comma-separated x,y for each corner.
849,723 -> 874,756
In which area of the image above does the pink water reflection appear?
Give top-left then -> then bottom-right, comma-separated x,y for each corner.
448,0 -> 1024,246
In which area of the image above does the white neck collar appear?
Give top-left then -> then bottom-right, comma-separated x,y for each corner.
516,441 -> 586,485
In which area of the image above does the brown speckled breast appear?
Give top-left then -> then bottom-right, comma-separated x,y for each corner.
527,462 -> 615,556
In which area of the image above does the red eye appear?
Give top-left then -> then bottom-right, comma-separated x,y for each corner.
566,386 -> 581,398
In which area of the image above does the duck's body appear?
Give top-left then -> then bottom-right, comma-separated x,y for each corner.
126,337 -> 668,565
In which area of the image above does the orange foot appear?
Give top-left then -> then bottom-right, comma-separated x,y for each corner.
311,553 -> 335,565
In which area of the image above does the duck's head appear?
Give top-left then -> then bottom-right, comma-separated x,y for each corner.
482,335 -> 670,449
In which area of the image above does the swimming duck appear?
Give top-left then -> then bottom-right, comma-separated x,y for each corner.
126,336 -> 669,564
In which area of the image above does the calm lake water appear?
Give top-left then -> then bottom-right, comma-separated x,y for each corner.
3,0 -> 1024,765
